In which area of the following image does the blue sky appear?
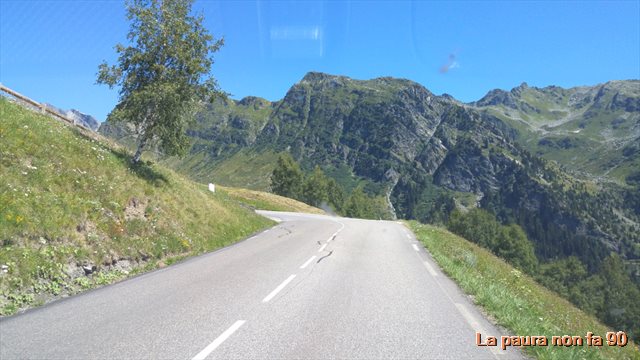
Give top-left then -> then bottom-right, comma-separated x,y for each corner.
1,0 -> 639,122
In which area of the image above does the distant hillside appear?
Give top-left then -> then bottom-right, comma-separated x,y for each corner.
44,103 -> 101,131
473,80 -> 640,183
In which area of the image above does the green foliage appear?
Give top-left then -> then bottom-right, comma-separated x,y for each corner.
343,186 -> 372,219
540,254 -> 640,343
269,155 -> 391,219
97,0 -> 223,163
494,224 -> 539,274
326,178 -> 345,213
447,205 -> 640,343
409,222 -> 639,359
301,166 -> 329,207
270,153 -> 304,199
447,208 -> 538,274
598,254 -> 640,342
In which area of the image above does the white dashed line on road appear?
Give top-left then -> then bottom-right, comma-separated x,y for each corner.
262,275 -> 296,303
192,320 -> 246,360
412,244 -> 420,252
300,256 -> 317,269
318,243 -> 328,252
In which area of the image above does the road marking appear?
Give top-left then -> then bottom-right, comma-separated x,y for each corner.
412,244 -> 420,252
262,275 -> 296,303
192,320 -> 246,360
300,256 -> 317,269
455,304 -> 501,358
406,234 -> 411,239
423,261 -> 439,277
318,243 -> 328,252
328,222 -> 345,243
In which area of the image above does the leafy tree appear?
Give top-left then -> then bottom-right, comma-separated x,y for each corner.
302,166 -> 329,207
270,153 -> 304,199
326,178 -> 345,213
344,186 -> 372,219
447,208 -> 501,250
448,209 -> 537,273
97,0 -> 223,163
495,224 -> 538,274
538,256 -> 588,296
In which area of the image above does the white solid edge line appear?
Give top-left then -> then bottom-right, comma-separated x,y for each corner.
412,244 -> 420,251
423,261 -> 438,277
262,274 -> 296,303
318,243 -> 328,252
192,320 -> 246,360
300,255 -> 317,269
455,304 -> 501,358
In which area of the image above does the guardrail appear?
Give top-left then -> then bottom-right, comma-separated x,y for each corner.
0,83 -> 91,131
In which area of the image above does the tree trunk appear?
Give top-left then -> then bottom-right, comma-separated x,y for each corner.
133,137 -> 147,164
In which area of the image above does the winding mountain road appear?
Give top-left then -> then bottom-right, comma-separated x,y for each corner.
0,211 -> 522,359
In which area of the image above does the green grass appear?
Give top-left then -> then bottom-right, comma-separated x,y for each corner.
219,186 -> 325,214
407,221 -> 640,360
164,149 -> 279,191
0,98 -> 274,315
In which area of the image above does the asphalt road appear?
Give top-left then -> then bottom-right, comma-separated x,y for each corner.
1,211 -> 523,359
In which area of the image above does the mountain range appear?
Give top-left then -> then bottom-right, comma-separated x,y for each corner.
44,103 -> 101,131
99,73 -> 640,272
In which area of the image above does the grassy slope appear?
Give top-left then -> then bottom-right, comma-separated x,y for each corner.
407,222 -> 639,360
0,98 -> 276,314
220,186 -> 324,214
485,84 -> 639,184
164,149 -> 279,191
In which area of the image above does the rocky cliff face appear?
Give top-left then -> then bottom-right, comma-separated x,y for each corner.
66,109 -> 100,131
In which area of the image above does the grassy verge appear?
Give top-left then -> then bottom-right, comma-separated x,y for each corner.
0,98 -> 274,315
219,186 -> 324,214
407,221 -> 639,360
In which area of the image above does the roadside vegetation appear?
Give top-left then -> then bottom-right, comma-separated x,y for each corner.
408,222 -> 639,359
0,98 -> 274,315
270,153 -> 392,219
439,208 -> 640,345
219,185 -> 324,214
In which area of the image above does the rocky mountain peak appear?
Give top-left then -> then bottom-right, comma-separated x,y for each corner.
237,96 -> 271,108
43,103 -> 100,131
473,89 -> 517,108
300,71 -> 348,84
